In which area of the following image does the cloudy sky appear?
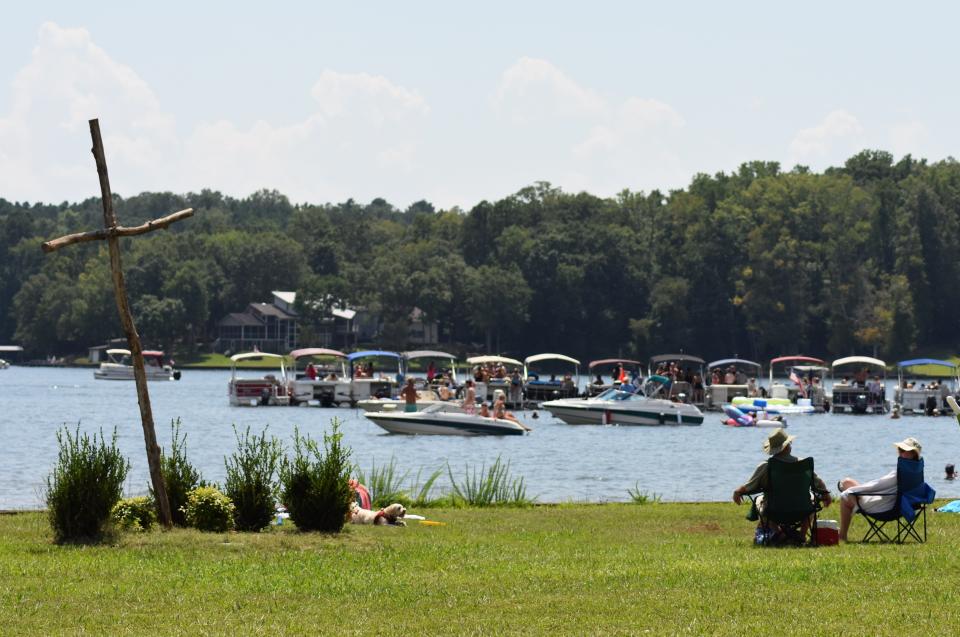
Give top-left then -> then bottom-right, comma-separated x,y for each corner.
1,2 -> 956,209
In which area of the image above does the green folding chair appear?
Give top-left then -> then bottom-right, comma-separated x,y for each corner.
748,457 -> 823,547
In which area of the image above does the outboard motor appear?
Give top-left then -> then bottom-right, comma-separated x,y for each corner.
925,395 -> 938,416
853,393 -> 868,414
260,387 -> 271,406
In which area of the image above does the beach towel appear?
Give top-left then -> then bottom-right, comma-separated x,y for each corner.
935,499 -> 960,513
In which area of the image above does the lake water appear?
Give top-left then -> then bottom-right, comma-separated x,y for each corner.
2,366 -> 959,509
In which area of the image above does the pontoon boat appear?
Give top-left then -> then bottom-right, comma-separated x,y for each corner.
523,353 -> 580,405
585,358 -> 644,396
704,358 -> 762,410
830,356 -> 888,414
228,352 -> 290,406
894,359 -> 958,415
288,348 -> 350,406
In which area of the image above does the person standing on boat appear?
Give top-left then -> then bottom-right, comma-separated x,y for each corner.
305,363 -> 318,380
462,379 -> 477,414
401,378 -> 418,413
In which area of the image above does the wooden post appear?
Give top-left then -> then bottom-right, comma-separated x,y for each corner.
41,118 -> 194,528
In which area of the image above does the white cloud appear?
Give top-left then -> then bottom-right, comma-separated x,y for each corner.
0,22 -> 430,205
311,70 -> 428,122
492,56 -> 605,123
0,22 -> 175,200
493,56 -> 685,178
788,109 -> 863,161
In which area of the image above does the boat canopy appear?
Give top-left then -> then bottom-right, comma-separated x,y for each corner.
0,345 -> 24,352
832,356 -> 886,369
897,358 -> 957,369
466,355 -> 523,367
708,358 -> 761,370
524,353 -> 580,366
106,348 -> 132,356
649,354 -> 705,365
142,350 -> 165,358
402,350 -> 457,361
770,355 -> 826,366
290,348 -> 346,360
231,352 -> 286,362
588,358 -> 642,369
348,350 -> 401,361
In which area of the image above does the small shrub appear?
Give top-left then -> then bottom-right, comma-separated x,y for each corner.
280,420 -> 352,532
627,483 -> 662,505
154,418 -> 204,527
46,426 -> 129,543
448,456 -> 533,507
182,486 -> 234,532
224,425 -> 283,532
112,496 -> 158,532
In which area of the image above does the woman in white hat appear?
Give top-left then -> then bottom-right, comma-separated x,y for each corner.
837,437 -> 922,541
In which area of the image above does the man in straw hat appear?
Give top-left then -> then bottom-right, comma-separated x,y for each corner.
732,428 -> 832,515
837,436 -> 922,541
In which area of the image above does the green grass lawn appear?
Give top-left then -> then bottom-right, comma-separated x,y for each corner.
2,503 -> 959,635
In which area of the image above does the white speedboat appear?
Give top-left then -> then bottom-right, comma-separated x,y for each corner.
228,352 -> 291,406
94,349 -> 180,381
364,404 -> 528,436
0,359 -> 9,369
543,377 -> 704,426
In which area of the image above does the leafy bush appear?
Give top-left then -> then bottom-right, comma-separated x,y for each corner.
224,425 -> 283,532
447,456 -> 533,507
182,486 -> 234,532
154,418 -> 203,526
112,496 -> 158,532
280,421 -> 352,532
46,426 -> 129,543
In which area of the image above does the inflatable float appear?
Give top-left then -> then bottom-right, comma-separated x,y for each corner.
722,404 -> 786,428
731,396 -> 814,415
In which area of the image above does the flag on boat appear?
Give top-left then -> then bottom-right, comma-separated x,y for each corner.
789,370 -> 806,397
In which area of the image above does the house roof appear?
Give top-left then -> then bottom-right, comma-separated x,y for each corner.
218,312 -> 263,327
249,303 -> 296,319
272,290 -> 296,305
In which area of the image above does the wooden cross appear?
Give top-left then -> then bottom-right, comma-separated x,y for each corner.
41,119 -> 194,528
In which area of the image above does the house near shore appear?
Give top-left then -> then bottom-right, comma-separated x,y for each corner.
214,291 -> 439,353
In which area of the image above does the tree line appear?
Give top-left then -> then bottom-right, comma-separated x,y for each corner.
1,149 -> 957,363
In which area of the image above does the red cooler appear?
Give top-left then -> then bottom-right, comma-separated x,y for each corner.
816,519 -> 839,545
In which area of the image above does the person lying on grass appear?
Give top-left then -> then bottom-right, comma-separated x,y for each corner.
732,428 -> 832,537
